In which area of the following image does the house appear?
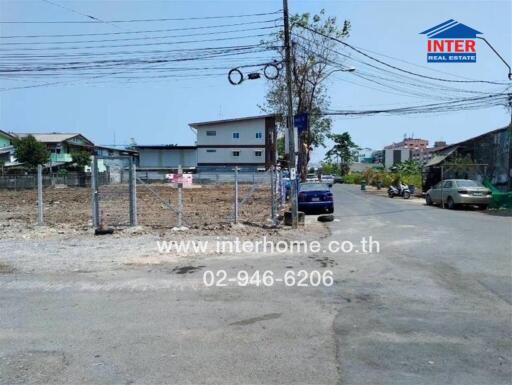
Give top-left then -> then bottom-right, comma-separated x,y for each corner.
0,129 -> 16,166
190,115 -> 277,172
92,145 -> 139,181
423,125 -> 511,192
13,132 -> 94,166
134,145 -> 197,180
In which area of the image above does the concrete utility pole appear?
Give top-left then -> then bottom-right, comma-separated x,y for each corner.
283,0 -> 298,228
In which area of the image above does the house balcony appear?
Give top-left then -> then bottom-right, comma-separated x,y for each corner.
50,153 -> 73,163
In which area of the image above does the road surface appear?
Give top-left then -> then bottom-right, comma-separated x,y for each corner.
0,184 -> 510,384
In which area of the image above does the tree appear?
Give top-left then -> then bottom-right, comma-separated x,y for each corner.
261,10 -> 351,179
320,160 -> 339,176
13,135 -> 50,169
71,150 -> 92,169
324,132 -> 359,175
396,160 -> 422,175
276,136 -> 285,158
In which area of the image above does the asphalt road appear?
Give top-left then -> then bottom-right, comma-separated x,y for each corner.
0,184 -> 511,385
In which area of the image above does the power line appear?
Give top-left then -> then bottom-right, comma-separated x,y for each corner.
0,18 -> 280,39
0,10 -> 282,24
295,24 -> 509,85
293,40 -> 503,101
40,0 -> 122,30
0,25 -> 281,46
323,93 -> 510,117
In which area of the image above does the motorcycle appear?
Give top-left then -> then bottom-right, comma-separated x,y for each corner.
388,183 -> 411,199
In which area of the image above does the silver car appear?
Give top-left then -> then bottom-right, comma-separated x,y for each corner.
426,179 -> 492,209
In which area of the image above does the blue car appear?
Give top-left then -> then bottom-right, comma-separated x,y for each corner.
298,183 -> 334,214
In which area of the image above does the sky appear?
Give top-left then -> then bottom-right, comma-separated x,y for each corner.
0,0 -> 511,164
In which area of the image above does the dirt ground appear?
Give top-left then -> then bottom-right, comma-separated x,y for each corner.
0,184 -> 275,239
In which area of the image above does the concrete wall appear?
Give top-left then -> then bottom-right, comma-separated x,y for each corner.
196,119 -> 266,147
197,147 -> 265,165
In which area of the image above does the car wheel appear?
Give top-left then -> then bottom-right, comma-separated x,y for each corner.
478,204 -> 488,210
403,191 -> 411,199
426,194 -> 433,206
446,196 -> 456,209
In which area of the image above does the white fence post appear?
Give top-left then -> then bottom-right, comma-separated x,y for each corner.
129,157 -> 138,226
177,164 -> 183,228
37,164 -> 43,226
234,167 -> 239,224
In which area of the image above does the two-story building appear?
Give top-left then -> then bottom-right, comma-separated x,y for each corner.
190,115 -> 277,172
13,133 -> 94,166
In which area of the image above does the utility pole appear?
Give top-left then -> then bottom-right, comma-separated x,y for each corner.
283,0 -> 298,228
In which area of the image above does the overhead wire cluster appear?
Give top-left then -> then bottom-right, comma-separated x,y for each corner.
291,23 -> 511,117
0,9 -> 284,90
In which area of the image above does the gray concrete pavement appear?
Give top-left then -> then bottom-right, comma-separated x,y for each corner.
0,184 -> 510,384
327,184 -> 512,385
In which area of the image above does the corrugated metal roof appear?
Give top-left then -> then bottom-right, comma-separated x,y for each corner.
0,129 -> 15,139
15,133 -> 78,142
425,147 -> 459,167
13,132 -> 94,145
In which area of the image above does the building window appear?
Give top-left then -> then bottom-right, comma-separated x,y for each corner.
232,151 -> 240,157
255,151 -> 262,157
255,132 -> 262,139
206,149 -> 216,153
232,132 -> 240,139
206,130 -> 216,136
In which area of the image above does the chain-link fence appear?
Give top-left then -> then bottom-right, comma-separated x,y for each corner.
0,161 -> 285,230
135,168 -> 281,229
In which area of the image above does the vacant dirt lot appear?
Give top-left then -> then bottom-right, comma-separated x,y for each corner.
0,184 -> 273,236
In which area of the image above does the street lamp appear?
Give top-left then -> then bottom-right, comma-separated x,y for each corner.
322,66 -> 356,80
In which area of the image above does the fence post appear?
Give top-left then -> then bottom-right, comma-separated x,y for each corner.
91,156 -> 99,228
270,166 -> 276,226
37,164 -> 44,225
129,157 -> 138,226
177,164 -> 183,228
234,166 -> 239,224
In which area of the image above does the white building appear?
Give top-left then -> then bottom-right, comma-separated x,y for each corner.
190,115 -> 277,172
383,148 -> 412,170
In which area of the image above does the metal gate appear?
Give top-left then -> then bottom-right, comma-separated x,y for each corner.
91,155 -> 137,228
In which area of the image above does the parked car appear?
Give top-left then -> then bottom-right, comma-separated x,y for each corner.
425,179 -> 492,209
298,182 -> 334,214
306,173 -> 319,183
320,174 -> 334,187
333,176 -> 343,184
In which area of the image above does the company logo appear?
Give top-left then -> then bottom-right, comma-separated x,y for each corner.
420,20 -> 482,63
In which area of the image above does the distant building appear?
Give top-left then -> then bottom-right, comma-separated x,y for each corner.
371,150 -> 383,164
94,145 -> 139,182
190,115 -> 277,172
134,145 -> 197,180
383,149 -> 412,170
411,141 -> 447,165
423,125 -> 511,192
13,132 -> 94,166
0,129 -> 16,166
384,137 -> 449,166
385,138 -> 429,151
357,148 -> 374,163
